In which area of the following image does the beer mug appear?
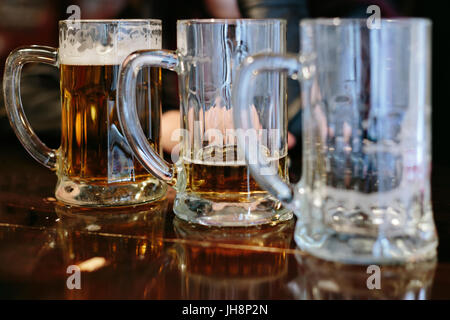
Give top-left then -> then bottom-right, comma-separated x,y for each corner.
3,20 -> 166,206
233,18 -> 438,264
118,19 -> 292,226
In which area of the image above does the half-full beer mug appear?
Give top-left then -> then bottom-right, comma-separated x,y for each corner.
118,19 -> 292,226
3,20 -> 166,206
233,18 -> 438,264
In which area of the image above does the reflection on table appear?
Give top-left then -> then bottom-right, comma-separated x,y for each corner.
0,172 -> 445,299
290,254 -> 436,300
173,218 -> 295,299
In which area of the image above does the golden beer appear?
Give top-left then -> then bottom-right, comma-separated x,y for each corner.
59,64 -> 161,185
183,145 -> 288,202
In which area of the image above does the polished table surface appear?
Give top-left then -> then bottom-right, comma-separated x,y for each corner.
1,141 -> 450,300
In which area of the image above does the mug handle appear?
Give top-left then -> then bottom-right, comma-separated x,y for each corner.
117,50 -> 179,186
3,46 -> 59,170
232,53 -> 315,208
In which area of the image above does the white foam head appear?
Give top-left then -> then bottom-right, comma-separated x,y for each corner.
59,20 -> 162,65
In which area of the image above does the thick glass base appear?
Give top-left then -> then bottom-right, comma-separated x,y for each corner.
294,222 -> 438,265
55,176 -> 167,207
173,192 -> 293,226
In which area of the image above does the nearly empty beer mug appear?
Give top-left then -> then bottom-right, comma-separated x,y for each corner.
118,19 -> 291,226
3,20 -> 166,206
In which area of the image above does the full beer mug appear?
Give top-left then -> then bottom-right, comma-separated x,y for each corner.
234,19 -> 438,264
3,20 -> 166,206
118,19 -> 292,226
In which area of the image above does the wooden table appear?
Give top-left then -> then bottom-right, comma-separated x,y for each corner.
1,140 -> 449,299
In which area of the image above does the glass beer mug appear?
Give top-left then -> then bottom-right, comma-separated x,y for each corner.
118,19 -> 292,226
3,20 -> 166,206
233,18 -> 438,264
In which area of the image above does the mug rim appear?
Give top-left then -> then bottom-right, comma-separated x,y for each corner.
59,19 -> 162,25
178,18 -> 286,25
300,17 -> 431,26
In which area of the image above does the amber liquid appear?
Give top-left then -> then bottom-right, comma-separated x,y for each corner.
60,64 -> 161,185
184,145 -> 288,201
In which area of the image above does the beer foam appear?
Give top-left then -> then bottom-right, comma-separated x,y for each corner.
59,24 -> 161,65
59,43 -> 160,65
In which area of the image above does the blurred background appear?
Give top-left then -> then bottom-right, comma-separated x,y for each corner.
0,0 -> 448,169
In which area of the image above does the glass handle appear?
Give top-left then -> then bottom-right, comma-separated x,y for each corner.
117,50 -> 179,186
233,53 -> 314,208
3,45 -> 59,170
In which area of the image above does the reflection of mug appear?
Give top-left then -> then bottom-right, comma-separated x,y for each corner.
173,218 -> 294,299
234,18 -> 438,264
54,197 -> 169,236
118,19 -> 292,226
292,254 -> 436,300
56,199 -> 168,299
3,20 -> 166,207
